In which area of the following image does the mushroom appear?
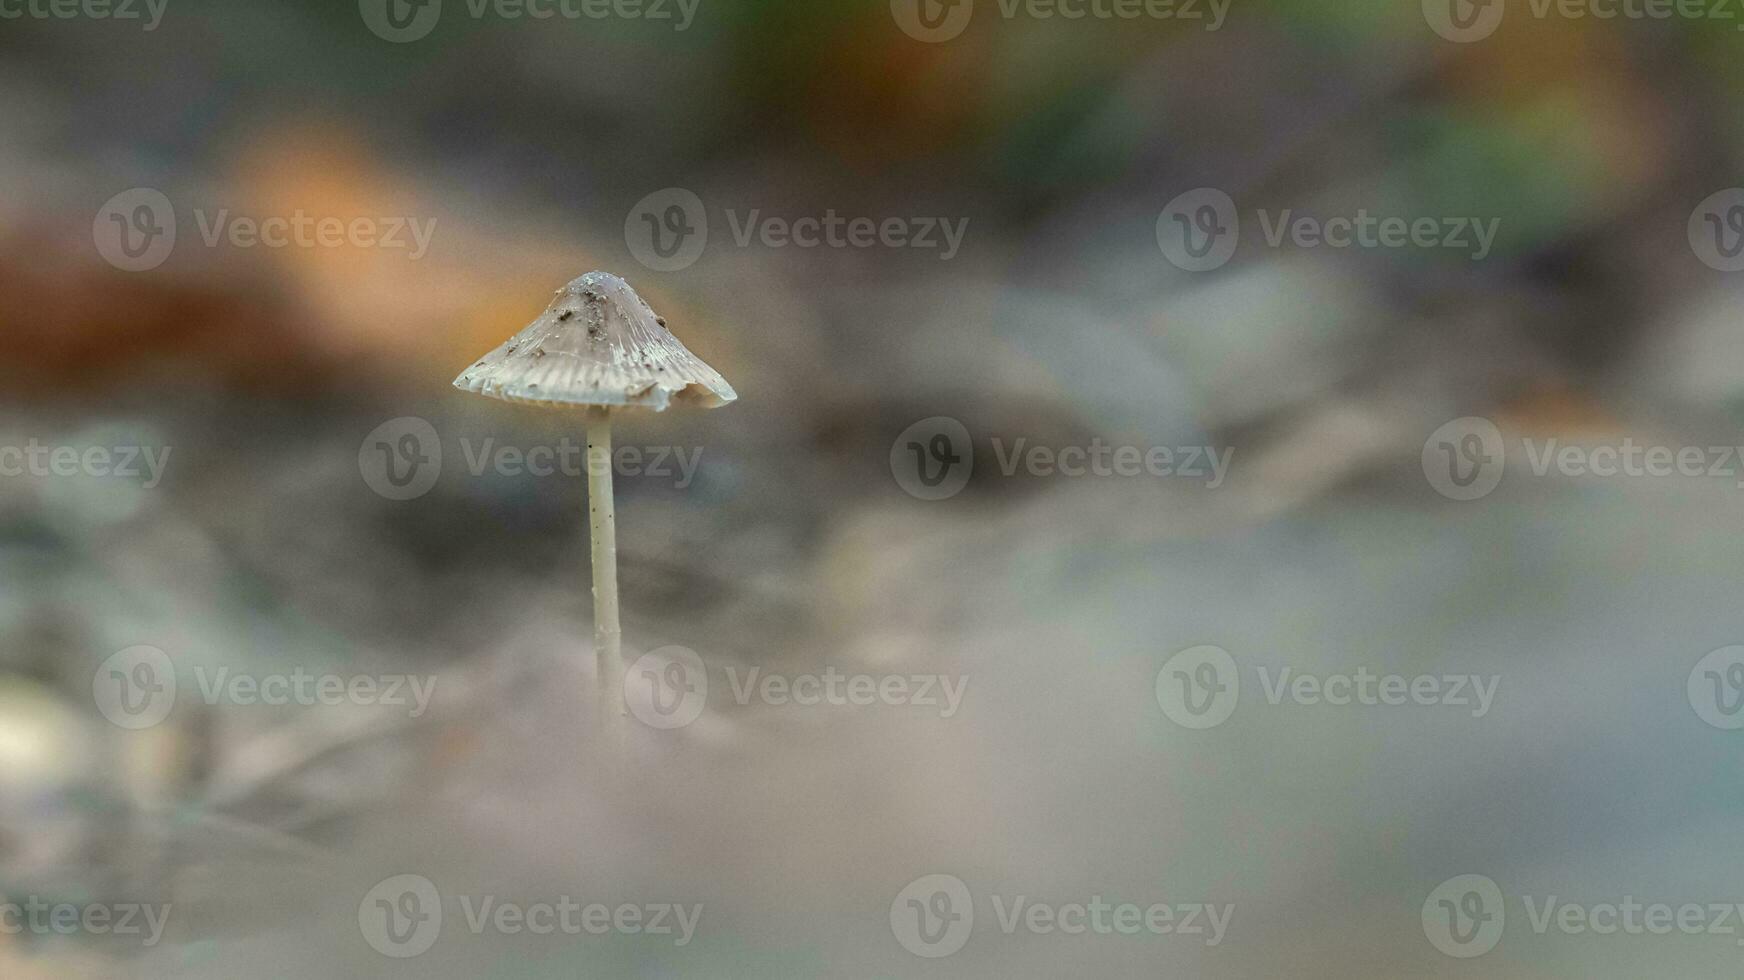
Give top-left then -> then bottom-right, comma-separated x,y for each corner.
453,271 -> 736,713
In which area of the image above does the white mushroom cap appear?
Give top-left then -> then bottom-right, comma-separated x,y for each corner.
453,271 -> 737,411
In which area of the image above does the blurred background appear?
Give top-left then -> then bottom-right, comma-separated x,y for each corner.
6,0 -> 1744,975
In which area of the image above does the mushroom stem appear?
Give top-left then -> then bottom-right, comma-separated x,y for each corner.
586,414 -> 623,715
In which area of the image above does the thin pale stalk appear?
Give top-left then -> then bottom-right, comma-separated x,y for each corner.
587,414 -> 623,715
